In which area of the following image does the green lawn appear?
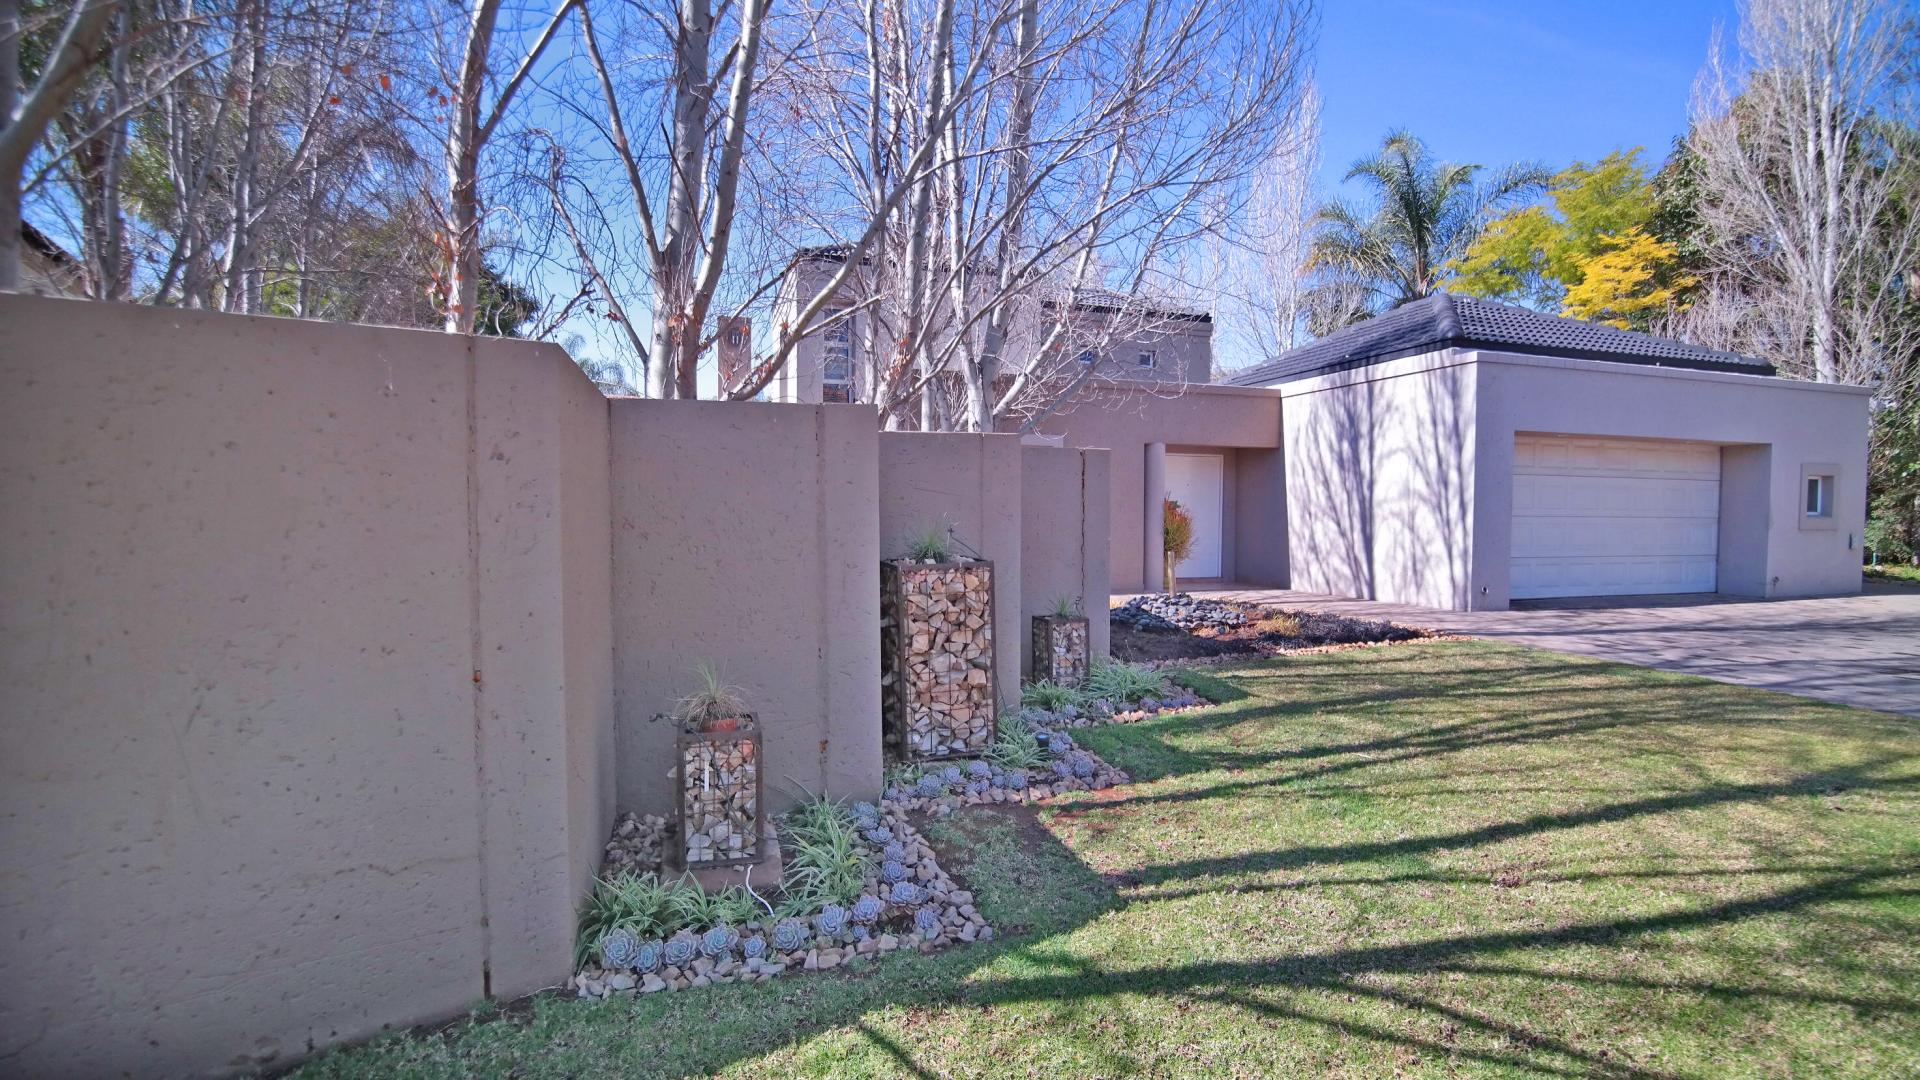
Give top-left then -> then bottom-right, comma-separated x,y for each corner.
293,641 -> 1920,1079
1865,563 -> 1920,586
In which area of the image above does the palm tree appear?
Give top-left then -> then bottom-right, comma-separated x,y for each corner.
1306,131 -> 1547,332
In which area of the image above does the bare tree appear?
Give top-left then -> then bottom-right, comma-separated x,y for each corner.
734,0 -> 1316,430
441,0 -> 576,333
1678,0 -> 1920,389
1204,80 -> 1321,372
1,0 -> 117,289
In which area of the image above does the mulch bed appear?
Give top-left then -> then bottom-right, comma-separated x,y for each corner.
1109,593 -> 1435,663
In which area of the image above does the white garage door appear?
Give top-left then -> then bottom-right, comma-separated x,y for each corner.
1165,453 -> 1224,579
1511,434 -> 1720,600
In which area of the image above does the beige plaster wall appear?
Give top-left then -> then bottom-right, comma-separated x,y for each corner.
877,432 -> 1024,710
609,400 -> 884,818
1280,350 -> 1479,611
0,295 -> 615,1077
1018,446 -> 1114,675
1023,384 -> 1283,592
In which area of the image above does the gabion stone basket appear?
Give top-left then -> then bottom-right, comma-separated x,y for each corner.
880,557 -> 996,760
1031,614 -> 1091,687
668,715 -> 761,869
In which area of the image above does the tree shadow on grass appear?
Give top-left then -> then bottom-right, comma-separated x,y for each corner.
297,645 -> 1920,1079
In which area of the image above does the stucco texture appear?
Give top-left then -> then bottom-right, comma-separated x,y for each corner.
1024,384 -> 1283,592
1017,445 -> 1113,675
0,296 -> 614,1077
877,432 -> 1024,710
609,400 -> 884,818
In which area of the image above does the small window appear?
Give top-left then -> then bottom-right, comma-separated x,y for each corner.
1076,349 -> 1099,366
1805,474 -> 1834,518
822,384 -> 852,404
725,327 -> 743,347
1137,350 -> 1157,369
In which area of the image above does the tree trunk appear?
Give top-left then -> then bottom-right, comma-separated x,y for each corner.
650,0 -> 713,397
0,0 -> 117,290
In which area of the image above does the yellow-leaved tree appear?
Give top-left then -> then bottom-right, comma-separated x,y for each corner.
1561,230 -> 1697,328
1451,148 -> 1692,330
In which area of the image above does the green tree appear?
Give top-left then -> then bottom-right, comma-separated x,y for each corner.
1452,148 -> 1693,329
1304,130 -> 1546,332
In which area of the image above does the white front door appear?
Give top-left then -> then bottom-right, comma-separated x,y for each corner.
1511,434 -> 1720,599
1165,453 -> 1224,580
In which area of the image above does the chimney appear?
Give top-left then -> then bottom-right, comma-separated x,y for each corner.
717,316 -> 751,394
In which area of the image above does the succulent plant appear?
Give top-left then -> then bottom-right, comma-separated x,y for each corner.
964,780 -> 987,796
1072,752 -> 1096,779
864,825 -> 895,845
598,926 -> 641,970
966,760 -> 992,779
941,764 -> 964,784
852,800 -> 879,826
915,773 -> 948,798
914,904 -> 943,937
1049,732 -> 1076,754
880,858 -> 909,884
741,934 -> 767,960
1140,696 -> 1161,712
852,894 -> 885,923
1002,770 -> 1029,791
633,939 -> 664,974
663,930 -> 698,967
771,918 -> 809,953
852,925 -> 871,942
814,903 -> 848,938
1091,697 -> 1114,717
889,881 -> 923,906
1051,758 -> 1074,780
699,924 -> 737,959
886,783 -> 910,800
882,839 -> 907,862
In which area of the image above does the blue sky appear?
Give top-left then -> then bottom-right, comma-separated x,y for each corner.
1314,0 -> 1737,191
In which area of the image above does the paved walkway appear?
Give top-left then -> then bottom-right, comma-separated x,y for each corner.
1182,582 -> 1920,718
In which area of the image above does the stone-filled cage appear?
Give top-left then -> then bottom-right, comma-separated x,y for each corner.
671,718 -> 762,869
1031,614 -> 1091,687
880,558 -> 997,760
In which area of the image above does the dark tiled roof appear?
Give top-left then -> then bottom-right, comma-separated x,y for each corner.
1224,293 -> 1772,385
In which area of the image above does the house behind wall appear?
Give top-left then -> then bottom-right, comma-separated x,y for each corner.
765,248 -> 1214,410
0,294 -> 1107,1078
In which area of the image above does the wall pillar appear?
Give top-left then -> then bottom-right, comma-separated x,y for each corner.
1143,441 -> 1166,593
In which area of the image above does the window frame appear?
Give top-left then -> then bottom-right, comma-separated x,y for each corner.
1798,463 -> 1839,531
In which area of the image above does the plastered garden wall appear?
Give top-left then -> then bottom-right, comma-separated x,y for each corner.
876,432 -> 1024,712
609,400 -> 884,818
1018,446 -> 1113,674
0,296 -> 615,1078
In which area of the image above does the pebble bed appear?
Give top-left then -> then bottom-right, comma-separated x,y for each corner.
571,674 -> 1212,1000
573,803 -> 990,999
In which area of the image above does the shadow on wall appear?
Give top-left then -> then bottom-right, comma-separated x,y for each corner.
1290,364 -> 1473,609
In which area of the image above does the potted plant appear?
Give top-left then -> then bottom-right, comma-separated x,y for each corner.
1163,497 -> 1195,593
880,522 -> 996,761
661,663 -> 761,869
1030,595 -> 1091,688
